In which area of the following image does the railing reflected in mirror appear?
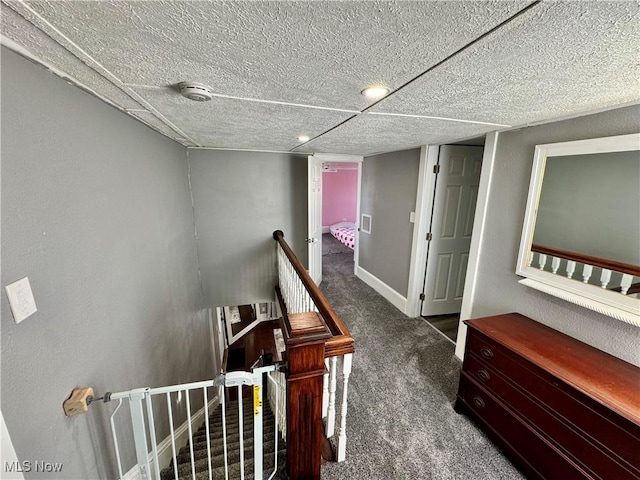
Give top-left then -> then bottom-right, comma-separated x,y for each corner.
516,133 -> 640,326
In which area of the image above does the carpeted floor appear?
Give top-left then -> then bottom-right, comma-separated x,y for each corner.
319,234 -> 524,479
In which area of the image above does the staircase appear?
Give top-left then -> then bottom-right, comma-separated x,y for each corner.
160,398 -> 287,480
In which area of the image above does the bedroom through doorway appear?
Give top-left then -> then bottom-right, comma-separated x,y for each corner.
321,160 -> 360,278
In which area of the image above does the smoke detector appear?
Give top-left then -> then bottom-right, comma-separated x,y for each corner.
179,82 -> 214,102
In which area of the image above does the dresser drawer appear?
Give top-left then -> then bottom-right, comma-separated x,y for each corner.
458,373 -> 589,480
465,329 -> 640,472
464,353 -> 639,480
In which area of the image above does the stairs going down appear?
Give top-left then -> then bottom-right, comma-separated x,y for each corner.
160,398 -> 287,480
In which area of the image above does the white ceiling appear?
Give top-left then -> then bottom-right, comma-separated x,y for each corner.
2,1 -> 639,156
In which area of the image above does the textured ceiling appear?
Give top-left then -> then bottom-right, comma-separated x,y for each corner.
2,1 -> 639,155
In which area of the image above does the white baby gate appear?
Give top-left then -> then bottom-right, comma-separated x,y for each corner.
107,364 -> 280,480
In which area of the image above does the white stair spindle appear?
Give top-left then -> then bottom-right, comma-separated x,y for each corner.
620,274 -> 633,295
566,260 -> 576,279
336,353 -> 353,462
551,256 -> 561,275
599,269 -> 612,289
322,359 -> 329,419
526,250 -> 533,267
582,264 -> 593,283
538,253 -> 548,271
326,356 -> 338,437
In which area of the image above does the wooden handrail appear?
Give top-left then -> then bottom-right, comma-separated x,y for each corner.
531,243 -> 640,277
273,230 -> 354,357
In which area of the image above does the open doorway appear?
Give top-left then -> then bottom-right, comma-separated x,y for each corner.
322,162 -> 358,272
322,161 -> 359,276
307,154 -> 363,283
407,138 -> 485,344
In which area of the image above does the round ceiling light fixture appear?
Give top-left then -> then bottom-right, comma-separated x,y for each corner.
297,134 -> 310,142
179,82 -> 214,102
361,85 -> 390,100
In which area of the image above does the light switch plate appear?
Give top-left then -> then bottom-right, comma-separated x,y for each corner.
5,277 -> 37,324
410,211 -> 416,223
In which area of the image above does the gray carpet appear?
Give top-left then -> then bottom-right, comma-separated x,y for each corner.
319,234 -> 524,480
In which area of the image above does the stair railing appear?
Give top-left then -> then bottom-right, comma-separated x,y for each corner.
106,364 -> 281,480
530,244 -> 640,295
272,230 -> 355,477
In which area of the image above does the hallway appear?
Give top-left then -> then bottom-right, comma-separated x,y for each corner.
318,239 -> 523,479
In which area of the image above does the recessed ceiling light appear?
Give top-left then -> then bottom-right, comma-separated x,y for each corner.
297,134 -> 310,142
361,85 -> 390,100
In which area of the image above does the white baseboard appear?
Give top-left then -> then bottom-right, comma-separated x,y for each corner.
123,394 -> 220,480
322,226 -> 331,234
356,266 -> 408,314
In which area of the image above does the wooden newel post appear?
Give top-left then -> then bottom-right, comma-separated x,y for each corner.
283,311 -> 331,480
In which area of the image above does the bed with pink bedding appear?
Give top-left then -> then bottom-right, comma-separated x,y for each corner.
329,222 -> 356,250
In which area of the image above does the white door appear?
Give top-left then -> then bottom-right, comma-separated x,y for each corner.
308,155 -> 323,285
421,145 -> 483,316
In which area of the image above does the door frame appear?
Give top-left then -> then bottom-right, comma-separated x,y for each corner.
309,153 -> 364,276
420,144 -> 484,317
406,135 -> 499,359
406,145 -> 440,317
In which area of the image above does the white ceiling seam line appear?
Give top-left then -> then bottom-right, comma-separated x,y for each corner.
509,100 -> 640,131
124,84 -> 362,113
122,84 -> 166,90
290,0 -> 543,153
368,111 -> 512,128
289,113 -> 360,152
5,0 -> 199,147
0,34 -> 132,114
187,146 -> 302,155
0,36 -> 197,147
357,0 -> 544,116
204,92 -> 361,113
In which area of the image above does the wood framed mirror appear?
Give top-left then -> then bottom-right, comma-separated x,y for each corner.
516,133 -> 640,326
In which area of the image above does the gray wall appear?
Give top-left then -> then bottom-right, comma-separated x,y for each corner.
469,104 -> 640,366
533,151 -> 640,265
359,149 -> 420,297
187,149 -> 308,308
1,48 -> 208,478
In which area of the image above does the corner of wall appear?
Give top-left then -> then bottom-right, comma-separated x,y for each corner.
455,131 -> 500,360
356,265 -> 408,314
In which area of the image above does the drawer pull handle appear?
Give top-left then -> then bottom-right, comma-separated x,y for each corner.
472,396 -> 485,409
480,347 -> 494,359
477,369 -> 490,381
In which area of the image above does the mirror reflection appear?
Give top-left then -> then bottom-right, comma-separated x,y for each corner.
516,133 -> 640,324
533,151 -> 639,260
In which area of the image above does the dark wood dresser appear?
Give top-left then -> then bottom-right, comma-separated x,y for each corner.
455,313 -> 640,479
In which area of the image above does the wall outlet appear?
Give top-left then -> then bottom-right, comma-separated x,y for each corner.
5,277 -> 37,324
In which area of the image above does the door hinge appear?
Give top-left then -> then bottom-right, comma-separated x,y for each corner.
419,293 -> 426,301
433,164 -> 440,174
426,232 -> 433,241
